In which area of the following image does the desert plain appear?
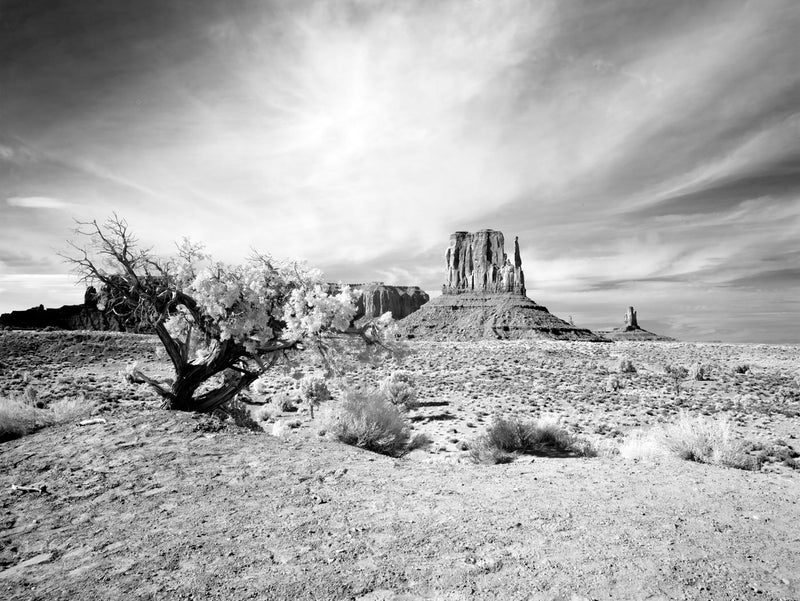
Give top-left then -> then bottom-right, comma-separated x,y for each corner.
1,329 -> 799,600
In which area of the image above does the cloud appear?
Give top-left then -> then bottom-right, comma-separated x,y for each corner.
6,196 -> 74,209
0,0 -> 797,341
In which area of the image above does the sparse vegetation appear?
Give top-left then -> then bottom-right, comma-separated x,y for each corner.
469,417 -> 596,464
665,364 -> 688,395
620,411 -> 762,471
214,398 -> 262,432
617,357 -> 636,373
690,363 -> 713,381
325,388 -> 412,457
606,375 -> 621,392
0,393 -> 94,442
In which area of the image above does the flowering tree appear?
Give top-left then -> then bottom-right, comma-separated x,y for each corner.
64,215 -> 395,413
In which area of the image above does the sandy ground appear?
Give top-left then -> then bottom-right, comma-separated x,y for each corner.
1,331 -> 799,600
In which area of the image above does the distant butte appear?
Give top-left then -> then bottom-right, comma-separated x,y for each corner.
399,229 -> 605,341
600,306 -> 676,341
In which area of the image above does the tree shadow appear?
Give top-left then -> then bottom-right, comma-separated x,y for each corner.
414,401 -> 450,408
410,413 -> 455,423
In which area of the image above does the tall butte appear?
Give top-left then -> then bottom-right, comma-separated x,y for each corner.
399,229 -> 605,341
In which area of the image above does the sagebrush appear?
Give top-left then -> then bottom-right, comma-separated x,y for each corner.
470,417 -> 596,464
325,388 -> 412,457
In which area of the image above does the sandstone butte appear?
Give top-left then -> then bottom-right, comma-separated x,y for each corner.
398,230 -> 605,341
599,306 -> 676,341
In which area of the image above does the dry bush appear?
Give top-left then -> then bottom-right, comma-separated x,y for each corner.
620,412 -> 761,471
0,395 -> 46,441
605,375 -> 621,392
690,363 -> 713,381
617,357 -> 637,373
325,388 -> 411,457
49,398 -> 93,423
660,412 -> 759,470
380,370 -> 418,409
469,417 -> 596,464
618,430 -> 668,461
664,364 -> 688,395
214,398 -> 262,432
733,364 -> 750,374
252,405 -> 274,424
1,394 -> 94,443
270,392 -> 296,413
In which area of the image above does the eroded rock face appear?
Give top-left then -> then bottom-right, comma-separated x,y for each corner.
624,307 -> 639,330
327,283 -> 429,320
444,230 -> 525,295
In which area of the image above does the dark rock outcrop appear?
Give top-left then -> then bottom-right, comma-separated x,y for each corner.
399,230 -> 604,341
327,283 -> 429,320
600,306 -> 675,341
0,287 -> 128,332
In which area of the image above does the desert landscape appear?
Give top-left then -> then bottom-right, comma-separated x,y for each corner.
3,1 -> 800,600
2,327 -> 800,600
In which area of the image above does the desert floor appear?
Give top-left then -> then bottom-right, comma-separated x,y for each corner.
1,330 -> 799,600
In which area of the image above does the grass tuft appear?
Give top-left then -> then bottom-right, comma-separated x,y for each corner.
1,393 -> 95,443
619,411 -> 762,471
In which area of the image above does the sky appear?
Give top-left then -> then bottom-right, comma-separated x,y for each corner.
1,0 -> 799,343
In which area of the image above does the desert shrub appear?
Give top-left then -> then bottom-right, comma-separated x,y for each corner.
252,405 -> 273,424
690,363 -> 713,381
0,393 -> 94,442
664,364 -> 688,395
49,398 -> 93,423
380,370 -> 418,409
469,417 -> 596,464
270,392 -> 296,413
733,364 -> 750,374
618,430 -> 668,460
299,374 -> 331,418
325,389 -> 411,457
617,357 -> 636,374
214,398 -> 262,433
659,411 -> 761,470
605,375 -> 621,392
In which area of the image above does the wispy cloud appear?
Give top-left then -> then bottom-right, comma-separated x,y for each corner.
6,196 -> 75,209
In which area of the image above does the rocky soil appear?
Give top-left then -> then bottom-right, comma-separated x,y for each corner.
1,331 -> 799,600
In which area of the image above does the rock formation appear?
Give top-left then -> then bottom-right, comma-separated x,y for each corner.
0,287 -> 131,332
327,283 -> 429,320
399,230 -> 605,341
444,230 -> 525,295
624,306 -> 638,329
600,306 -> 675,341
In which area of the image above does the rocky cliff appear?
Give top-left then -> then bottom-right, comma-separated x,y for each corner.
444,230 -> 525,295
327,283 -> 429,321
